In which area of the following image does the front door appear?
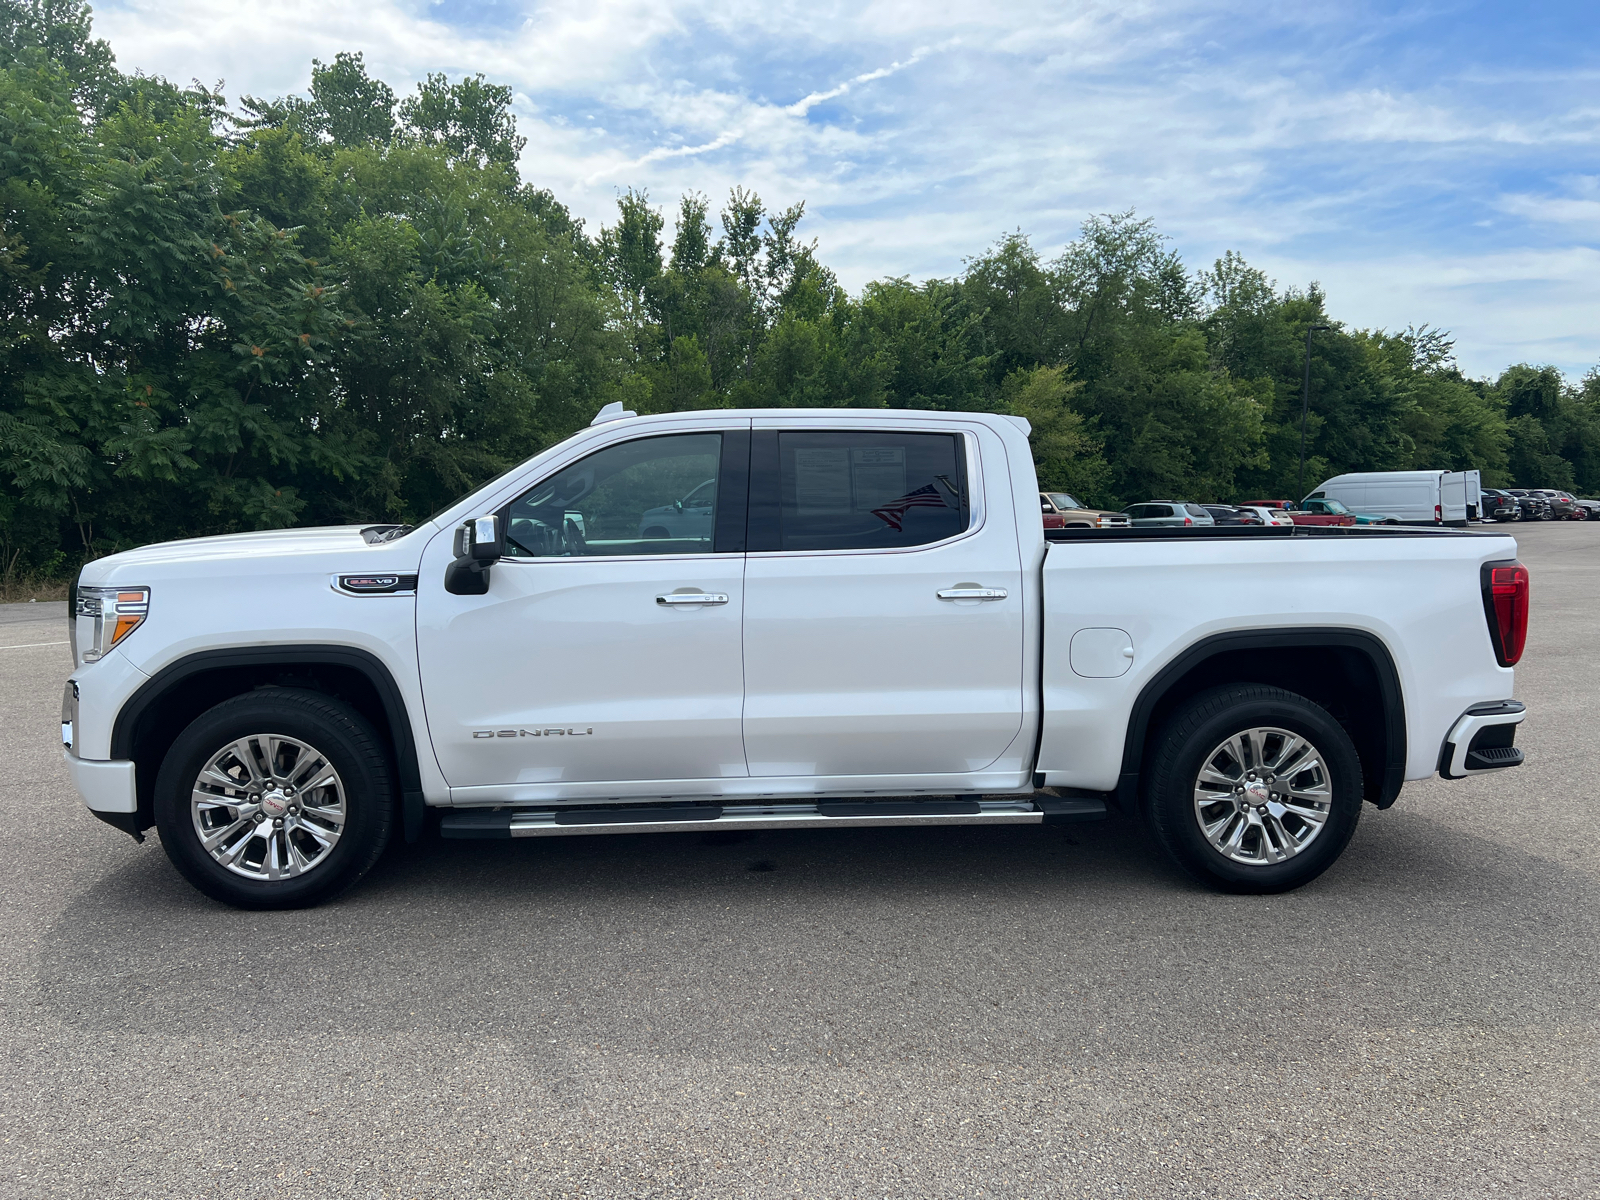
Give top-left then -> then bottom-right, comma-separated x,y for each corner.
416,428 -> 751,798
739,423 -> 1026,780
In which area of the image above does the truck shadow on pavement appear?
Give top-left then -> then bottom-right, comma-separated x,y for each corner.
29,805 -> 1600,1066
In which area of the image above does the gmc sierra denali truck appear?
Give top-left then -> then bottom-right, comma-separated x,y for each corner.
61,406 -> 1531,909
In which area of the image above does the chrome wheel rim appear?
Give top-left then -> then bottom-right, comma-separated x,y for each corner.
190,734 -> 346,880
1193,726 -> 1332,866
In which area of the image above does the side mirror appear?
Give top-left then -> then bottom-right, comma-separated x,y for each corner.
445,515 -> 503,596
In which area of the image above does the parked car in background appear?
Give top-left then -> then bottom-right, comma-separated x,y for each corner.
1202,505 -> 1264,526
1574,498 -> 1600,521
1239,505 -> 1295,526
1039,492 -> 1132,529
1299,497 -> 1396,525
1478,489 -> 1521,522
1530,490 -> 1577,519
1504,490 -> 1550,521
638,477 -> 717,541
1122,502 -> 1216,527
1242,498 -> 1356,528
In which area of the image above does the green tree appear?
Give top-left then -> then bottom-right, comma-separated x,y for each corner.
398,71 -> 525,167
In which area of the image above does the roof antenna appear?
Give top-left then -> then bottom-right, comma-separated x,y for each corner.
591,401 -> 636,426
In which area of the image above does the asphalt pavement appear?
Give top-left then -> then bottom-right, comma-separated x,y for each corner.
2,523 -> 1597,1199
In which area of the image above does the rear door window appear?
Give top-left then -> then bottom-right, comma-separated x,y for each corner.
750,431 -> 969,552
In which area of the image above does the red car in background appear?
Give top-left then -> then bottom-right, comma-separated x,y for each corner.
1244,499 -> 1357,527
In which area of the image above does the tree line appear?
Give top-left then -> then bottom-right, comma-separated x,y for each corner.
4,0 -> 1598,585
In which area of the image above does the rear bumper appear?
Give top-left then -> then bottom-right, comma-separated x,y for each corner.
64,751 -> 137,813
1439,701 -> 1526,779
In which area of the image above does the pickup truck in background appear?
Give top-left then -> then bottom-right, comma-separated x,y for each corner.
62,407 -> 1531,909
1039,492 -> 1132,530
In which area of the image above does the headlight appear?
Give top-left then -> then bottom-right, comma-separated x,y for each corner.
75,585 -> 149,664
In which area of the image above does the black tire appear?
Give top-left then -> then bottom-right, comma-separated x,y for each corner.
154,689 -> 395,909
1144,684 -> 1362,894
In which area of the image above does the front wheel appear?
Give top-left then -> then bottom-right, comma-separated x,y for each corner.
1144,685 -> 1362,893
154,689 -> 395,909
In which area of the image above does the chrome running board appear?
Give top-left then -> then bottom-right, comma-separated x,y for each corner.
437,796 -> 1108,840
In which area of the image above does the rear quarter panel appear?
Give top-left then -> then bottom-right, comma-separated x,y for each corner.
1037,531 -> 1519,791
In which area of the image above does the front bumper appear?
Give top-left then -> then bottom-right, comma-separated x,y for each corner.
1439,700 -> 1527,779
64,751 -> 138,813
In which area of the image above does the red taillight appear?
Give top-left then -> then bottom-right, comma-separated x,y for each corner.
1435,504 -> 1442,523
1482,560 -> 1529,666
1184,517 -> 1193,526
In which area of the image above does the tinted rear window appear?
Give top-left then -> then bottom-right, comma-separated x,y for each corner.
754,430 -> 969,552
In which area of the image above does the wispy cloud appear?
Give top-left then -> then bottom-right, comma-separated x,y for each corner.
784,46 -> 938,115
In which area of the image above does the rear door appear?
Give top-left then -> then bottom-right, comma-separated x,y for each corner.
1441,472 -> 1468,525
739,421 -> 1026,781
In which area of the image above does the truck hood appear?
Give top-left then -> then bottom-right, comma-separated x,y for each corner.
78,524 -> 432,584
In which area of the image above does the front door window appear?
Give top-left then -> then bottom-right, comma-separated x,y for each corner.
503,433 -> 724,558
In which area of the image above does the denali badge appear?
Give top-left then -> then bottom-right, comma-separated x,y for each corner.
473,727 -> 594,739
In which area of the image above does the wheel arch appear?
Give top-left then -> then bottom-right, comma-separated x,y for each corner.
111,645 -> 426,842
1117,628 -> 1406,812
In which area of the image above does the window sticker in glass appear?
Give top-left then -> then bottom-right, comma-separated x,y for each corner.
774,431 -> 967,552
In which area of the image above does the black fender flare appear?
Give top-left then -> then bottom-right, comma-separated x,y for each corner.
111,644 -> 427,842
1115,627 -> 1407,810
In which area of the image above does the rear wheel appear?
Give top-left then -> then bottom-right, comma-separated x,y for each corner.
1145,685 -> 1362,893
154,689 -> 394,909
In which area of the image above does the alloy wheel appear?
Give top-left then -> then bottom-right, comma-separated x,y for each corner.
190,734 -> 346,880
1192,726 -> 1333,866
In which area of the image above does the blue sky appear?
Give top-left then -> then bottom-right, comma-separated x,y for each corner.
97,0 -> 1600,379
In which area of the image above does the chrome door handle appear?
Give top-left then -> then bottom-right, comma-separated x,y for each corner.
656,592 -> 730,606
936,587 -> 1007,601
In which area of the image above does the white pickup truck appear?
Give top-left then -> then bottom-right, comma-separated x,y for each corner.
62,407 -> 1531,909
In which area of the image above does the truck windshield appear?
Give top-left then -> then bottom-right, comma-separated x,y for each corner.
1048,493 -> 1081,509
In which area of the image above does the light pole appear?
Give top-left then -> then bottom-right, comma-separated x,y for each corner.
1298,324 -> 1330,505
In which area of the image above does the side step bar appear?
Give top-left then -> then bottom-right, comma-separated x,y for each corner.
439,794 -> 1107,839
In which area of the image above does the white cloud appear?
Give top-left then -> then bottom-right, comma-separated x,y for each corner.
1258,248 -> 1600,379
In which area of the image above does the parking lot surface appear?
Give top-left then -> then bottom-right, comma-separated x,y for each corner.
2,523 -> 1597,1199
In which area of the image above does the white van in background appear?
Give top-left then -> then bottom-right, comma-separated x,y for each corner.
1307,470 -> 1472,526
